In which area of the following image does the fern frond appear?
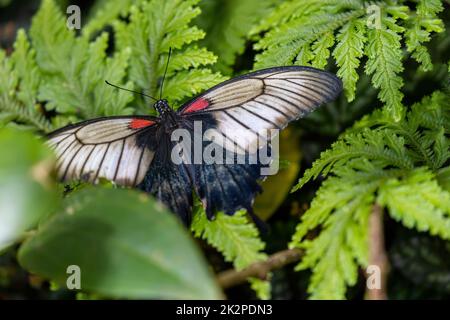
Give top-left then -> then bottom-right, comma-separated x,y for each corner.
290,168 -> 375,299
311,32 -> 335,69
405,0 -> 444,71
114,0 -> 226,109
255,11 -> 364,69
364,18 -> 405,121
196,0 -> 274,74
293,129 -> 414,191
351,90 -> 450,169
250,0 -> 322,36
416,0 -> 444,16
192,209 -> 266,269
0,36 -> 51,132
30,0 -> 132,121
11,30 -> 41,110
254,0 -> 444,118
292,87 -> 449,298
332,19 -> 367,101
378,168 -> 450,240
162,69 -> 226,103
191,207 -> 269,299
83,0 -> 138,37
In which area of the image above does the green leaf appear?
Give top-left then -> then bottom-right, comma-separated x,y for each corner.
18,187 -> 223,299
332,19 -> 367,101
311,31 -> 335,69
364,21 -> 405,121
437,167 -> 450,192
192,209 -> 266,270
0,41 -> 50,132
10,30 -> 42,114
405,0 -> 444,71
254,6 -> 366,69
0,128 -> 58,251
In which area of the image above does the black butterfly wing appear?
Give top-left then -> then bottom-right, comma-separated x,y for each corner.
137,132 -> 194,225
178,66 -> 342,219
48,115 -> 195,224
47,116 -> 158,186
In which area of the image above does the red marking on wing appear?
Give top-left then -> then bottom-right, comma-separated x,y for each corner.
183,98 -> 210,113
129,119 -> 155,129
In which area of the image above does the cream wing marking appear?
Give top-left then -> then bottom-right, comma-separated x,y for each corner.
47,117 -> 156,186
182,67 -> 342,154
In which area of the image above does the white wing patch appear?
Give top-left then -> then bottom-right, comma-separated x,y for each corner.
186,68 -> 342,154
47,118 -> 155,186
76,118 -> 136,143
202,78 -> 264,110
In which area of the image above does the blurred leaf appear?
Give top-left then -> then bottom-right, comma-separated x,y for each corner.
0,0 -> 11,7
18,187 -> 223,299
84,0 -> 139,36
437,166 -> 450,192
0,128 -> 58,251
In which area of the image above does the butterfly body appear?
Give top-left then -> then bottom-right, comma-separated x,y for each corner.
48,66 -> 342,225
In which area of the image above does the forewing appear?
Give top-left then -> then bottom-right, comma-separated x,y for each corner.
179,66 -> 342,153
47,116 -> 158,186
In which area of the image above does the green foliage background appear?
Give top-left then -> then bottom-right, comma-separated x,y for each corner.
0,0 -> 449,300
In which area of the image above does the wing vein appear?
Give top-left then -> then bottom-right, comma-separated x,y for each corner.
94,143 -> 111,182
113,140 -> 125,182
242,106 -> 282,129
62,145 -> 83,181
266,84 -> 319,106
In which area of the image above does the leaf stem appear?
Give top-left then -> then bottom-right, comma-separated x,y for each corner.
365,203 -> 390,300
216,248 -> 304,289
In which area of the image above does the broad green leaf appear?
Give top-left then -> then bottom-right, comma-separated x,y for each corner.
0,128 -> 58,251
18,187 -> 223,299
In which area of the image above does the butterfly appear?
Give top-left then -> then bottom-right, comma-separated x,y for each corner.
47,65 -> 342,226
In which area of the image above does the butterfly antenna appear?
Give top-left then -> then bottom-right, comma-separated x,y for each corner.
159,47 -> 172,100
105,80 -> 158,101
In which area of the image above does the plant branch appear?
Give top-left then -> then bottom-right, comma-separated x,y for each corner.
365,203 -> 390,300
217,248 -> 304,289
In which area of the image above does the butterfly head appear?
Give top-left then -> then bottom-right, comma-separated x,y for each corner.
154,99 -> 171,115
